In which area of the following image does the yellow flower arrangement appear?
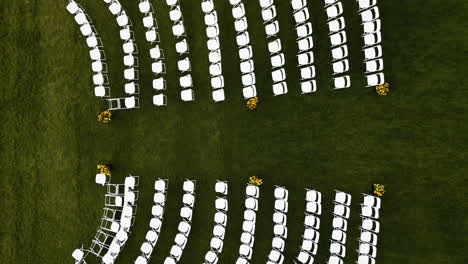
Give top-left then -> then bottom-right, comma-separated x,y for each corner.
373,184 -> 386,197
249,175 -> 263,186
246,97 -> 259,110
97,164 -> 111,176
98,110 -> 112,123
375,82 -> 390,96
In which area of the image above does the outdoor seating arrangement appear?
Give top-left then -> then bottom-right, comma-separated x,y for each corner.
201,0 -> 225,102
357,0 -> 385,87
266,186 -> 288,264
260,0 -> 288,96
103,0 -> 140,100
357,193 -> 381,264
164,0 -> 195,102
133,178 -> 168,264
72,175 -> 139,264
235,184 -> 259,264
294,188 -> 322,264
229,0 -> 257,99
203,180 -> 229,264
326,190 -> 351,263
291,0 -> 318,94
137,0 -> 168,107
324,0 -> 351,89
66,0 -> 111,99
163,179 -> 196,264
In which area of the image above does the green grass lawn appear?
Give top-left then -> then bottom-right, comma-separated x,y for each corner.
0,0 -> 467,263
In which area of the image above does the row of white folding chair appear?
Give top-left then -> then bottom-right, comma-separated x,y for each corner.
295,188 -> 322,264
327,191 -> 352,263
236,184 -> 259,264
267,186 -> 288,264
163,181 -> 196,264
204,196 -> 229,263
228,0 -> 258,100
357,207 -> 379,264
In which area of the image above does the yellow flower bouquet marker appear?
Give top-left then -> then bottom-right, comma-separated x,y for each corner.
375,82 -> 390,96
98,110 -> 112,123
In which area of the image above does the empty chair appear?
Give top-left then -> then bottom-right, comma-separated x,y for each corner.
140,242 -> 153,258
259,0 -> 273,9
333,204 -> 350,218
91,61 -> 106,73
306,202 -> 321,215
139,1 -> 151,13
358,243 -> 377,258
172,22 -> 186,37
232,3 -> 246,20
212,89 -> 225,102
123,54 -> 138,67
303,228 -> 319,242
366,72 -> 384,87
178,221 -> 191,236
211,76 -> 224,89
236,31 -> 250,46
241,73 -> 256,86
363,45 -> 382,60
301,80 -> 317,94
209,63 -> 223,76
153,94 -> 167,106
333,76 -> 350,89
244,209 -> 256,222
150,46 -> 164,59
330,242 -> 346,257
146,28 -> 159,42
361,218 -> 380,233
213,224 -> 226,239
181,89 -> 194,102
179,74 -> 193,88
166,0 -> 178,6
363,19 -> 381,34
243,85 -> 257,99
245,198 -> 258,211
240,60 -> 254,73
89,47 -> 105,61
304,214 -> 320,229
149,217 -> 162,232
177,57 -> 191,72
209,50 -> 222,63
271,53 -> 285,68
170,245 -> 183,261
265,21 -> 279,37
294,8 -> 309,25
274,224 -> 288,238
143,13 -> 156,28
331,45 -> 348,60
205,12 -> 218,26
297,36 -> 313,51
229,0 -> 241,6
335,191 -> 352,206
119,26 -> 132,41
268,39 -> 282,54
330,31 -> 347,47
360,231 -> 378,245
153,77 -> 166,91
92,73 -> 108,85
205,250 -> 218,264
296,251 -> 314,264
74,12 -> 88,25
210,237 -> 223,252
331,229 -> 346,244
180,206 -> 193,221
201,0 -> 214,13
272,68 -> 286,83
262,5 -> 277,22
365,58 -> 384,73
328,256 -> 343,264
108,1 -> 122,15
273,82 -> 288,96
116,12 -> 129,27
206,24 -> 220,38
273,212 -> 286,225
175,233 -> 188,249
94,86 -> 110,97
332,217 -> 347,231
272,237 -> 285,251
169,6 -> 182,22
124,82 -> 139,95
80,23 -> 93,36
291,0 -> 307,11
361,206 -> 379,219
176,39 -> 189,54
296,22 -> 313,39
301,240 -> 318,255
183,193 -> 195,207
306,189 -> 321,202
358,255 -> 376,264
215,181 -> 228,195
274,187 -> 288,200
234,17 -> 248,32
358,0 -> 377,10
274,199 -> 288,213
363,195 -> 381,209
297,51 -> 314,66
239,244 -> 252,259
360,7 -> 379,22
207,37 -> 220,51
66,1 -> 80,14
300,65 -> 315,80
123,39 -> 137,54
332,59 -> 349,74
363,32 -> 381,46
268,250 -> 284,264
326,3 -> 343,20
152,61 -> 166,74
328,17 -> 345,33
246,185 -> 259,198
86,34 -> 101,48
239,46 -> 253,60
241,232 -> 255,247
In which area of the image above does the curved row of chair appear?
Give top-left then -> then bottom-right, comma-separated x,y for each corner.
203,181 -> 229,263
256,0 -> 288,96
162,179 -> 196,264
164,0 -> 195,102
72,175 -> 139,264
266,186 -> 289,264
356,0 -> 385,87
234,184 -> 259,264
137,0 -> 168,107
294,189 -> 322,264
357,194 -> 381,264
326,190 -> 351,264
201,0 -> 226,103
290,0 -> 317,94
228,0 -> 257,99
134,179 -> 169,264
323,0 -> 351,90
66,0 -> 111,99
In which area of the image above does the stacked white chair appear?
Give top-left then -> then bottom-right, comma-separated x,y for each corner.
73,175 -> 139,264
133,178 -> 168,264
163,179 -> 196,264
357,193 -> 381,264
323,0 -> 351,89
259,0 -> 288,96
326,190 -> 351,264
229,0 -> 257,99
101,0 -> 140,106
165,0 -> 195,102
266,186 -> 288,264
356,0 -> 385,87
290,0 -> 317,94
201,0 -> 225,102
137,0 -> 168,107
66,0 -> 110,99
203,180 -> 229,264
236,184 -> 259,264
294,188 -> 322,264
